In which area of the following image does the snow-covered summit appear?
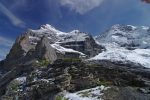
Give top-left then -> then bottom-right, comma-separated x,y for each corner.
28,24 -> 90,43
70,30 -> 80,33
30,24 -> 67,36
96,24 -> 150,49
92,24 -> 150,68
40,24 -> 56,30
25,24 -> 93,56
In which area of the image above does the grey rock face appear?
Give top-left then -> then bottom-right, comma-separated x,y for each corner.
6,33 -> 34,61
2,33 -> 34,69
103,86 -> 150,100
34,36 -> 57,62
60,35 -> 104,57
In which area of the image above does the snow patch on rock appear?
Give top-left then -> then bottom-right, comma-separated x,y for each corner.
15,76 -> 26,84
51,43 -> 85,56
64,86 -> 109,100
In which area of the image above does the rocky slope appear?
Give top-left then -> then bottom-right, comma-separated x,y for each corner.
0,59 -> 150,100
0,24 -> 150,100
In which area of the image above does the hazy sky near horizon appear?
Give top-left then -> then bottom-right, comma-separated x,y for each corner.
0,0 -> 150,60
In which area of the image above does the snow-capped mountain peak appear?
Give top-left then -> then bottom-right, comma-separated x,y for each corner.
3,24 -> 102,67
40,24 -> 56,30
92,24 -> 150,68
29,24 -> 67,37
28,24 -> 92,45
110,24 -> 137,32
96,24 -> 150,49
70,30 -> 80,33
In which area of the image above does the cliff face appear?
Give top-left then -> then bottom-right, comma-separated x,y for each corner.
60,35 -> 103,57
1,24 -> 103,70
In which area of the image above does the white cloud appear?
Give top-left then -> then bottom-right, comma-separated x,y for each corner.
59,0 -> 104,14
0,36 -> 14,60
10,0 -> 28,10
0,36 -> 13,47
0,2 -> 25,28
0,48 -> 9,60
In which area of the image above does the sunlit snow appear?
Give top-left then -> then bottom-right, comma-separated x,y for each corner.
64,86 -> 109,100
92,25 -> 150,68
51,43 -> 85,56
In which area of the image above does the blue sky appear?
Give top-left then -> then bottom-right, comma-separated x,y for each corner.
0,0 -> 150,60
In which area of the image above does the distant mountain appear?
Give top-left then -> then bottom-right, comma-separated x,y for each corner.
92,24 -> 150,68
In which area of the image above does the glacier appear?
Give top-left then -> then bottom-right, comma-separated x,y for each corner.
91,25 -> 150,68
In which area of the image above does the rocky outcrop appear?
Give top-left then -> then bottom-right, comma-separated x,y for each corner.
1,33 -> 35,69
60,35 -> 104,57
34,36 -> 57,62
1,59 -> 150,100
0,62 -> 33,96
6,32 -> 34,61
102,86 -> 150,100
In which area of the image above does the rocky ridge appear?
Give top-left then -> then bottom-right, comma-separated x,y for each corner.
1,24 -> 103,70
